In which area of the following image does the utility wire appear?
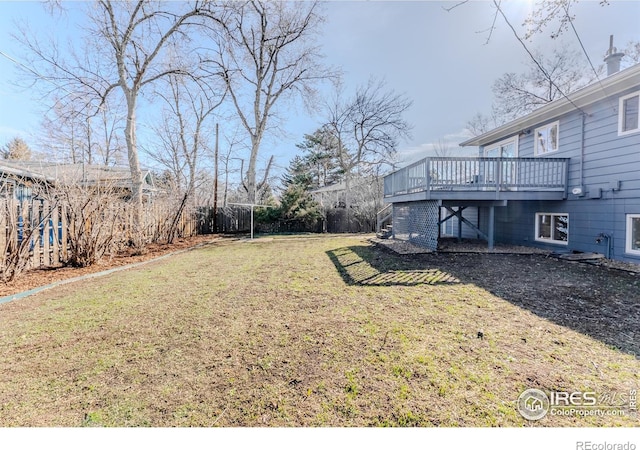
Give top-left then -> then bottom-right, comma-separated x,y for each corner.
565,8 -> 600,80
563,3 -> 617,112
0,49 -> 75,97
492,0 -> 588,116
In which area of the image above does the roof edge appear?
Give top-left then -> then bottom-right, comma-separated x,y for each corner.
460,63 -> 640,147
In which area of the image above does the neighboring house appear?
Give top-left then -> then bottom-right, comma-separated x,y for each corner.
0,160 -> 157,201
310,176 -> 384,210
311,176 -> 385,233
383,52 -> 640,264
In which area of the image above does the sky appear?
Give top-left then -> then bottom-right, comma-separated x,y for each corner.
0,0 -> 639,176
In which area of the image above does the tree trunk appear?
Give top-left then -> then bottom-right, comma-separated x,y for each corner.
246,137 -> 259,203
344,172 -> 351,232
124,91 -> 144,250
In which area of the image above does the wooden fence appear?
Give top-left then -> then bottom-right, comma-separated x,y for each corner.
0,199 -> 66,275
0,198 -> 201,276
1,199 -> 375,277
209,205 -> 375,234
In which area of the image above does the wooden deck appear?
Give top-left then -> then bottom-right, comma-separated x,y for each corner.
384,157 -> 569,202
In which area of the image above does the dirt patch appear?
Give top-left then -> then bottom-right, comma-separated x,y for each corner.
366,242 -> 640,357
372,237 -> 640,274
0,234 -> 227,298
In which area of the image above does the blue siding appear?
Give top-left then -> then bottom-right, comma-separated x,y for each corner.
479,85 -> 640,263
493,198 -> 640,263
440,207 -> 479,239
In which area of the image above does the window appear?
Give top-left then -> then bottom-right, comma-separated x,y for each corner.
535,213 -> 568,245
619,91 -> 640,135
484,136 -> 518,158
534,121 -> 559,155
626,214 -> 640,256
484,136 -> 518,186
0,180 -> 15,198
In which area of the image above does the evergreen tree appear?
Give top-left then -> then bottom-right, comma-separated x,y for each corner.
278,183 -> 321,225
275,149 -> 322,225
294,128 -> 343,189
281,155 -> 314,188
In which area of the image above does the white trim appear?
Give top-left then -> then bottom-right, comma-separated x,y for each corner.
534,121 -> 559,156
625,214 -> 640,256
535,212 -> 569,245
484,135 -> 519,157
618,90 -> 640,136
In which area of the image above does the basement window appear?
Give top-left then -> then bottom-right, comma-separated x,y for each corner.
619,91 -> 640,136
626,214 -> 640,256
535,213 -> 568,245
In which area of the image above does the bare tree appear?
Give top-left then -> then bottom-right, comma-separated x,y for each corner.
40,93 -> 125,165
521,0 -> 579,40
144,73 -> 225,242
432,138 -> 454,158
16,1 -> 227,248
447,2 -> 640,137
623,41 -> 640,67
93,105 -> 126,166
466,45 -> 600,134
465,112 -> 496,137
218,128 -> 246,208
206,0 -> 335,203
90,1 -> 226,244
491,47 -> 591,122
146,74 -> 223,199
2,137 -> 32,160
445,0 -> 581,42
324,78 -> 412,218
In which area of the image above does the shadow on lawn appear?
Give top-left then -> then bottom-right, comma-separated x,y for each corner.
326,246 -> 460,286
327,244 -> 640,358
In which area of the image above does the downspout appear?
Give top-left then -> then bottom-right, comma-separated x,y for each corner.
579,112 -> 585,193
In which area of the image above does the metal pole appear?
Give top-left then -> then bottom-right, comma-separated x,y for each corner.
213,123 -> 219,233
227,203 -> 273,240
250,204 -> 254,240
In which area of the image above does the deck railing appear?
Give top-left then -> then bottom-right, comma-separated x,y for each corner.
384,157 -> 569,198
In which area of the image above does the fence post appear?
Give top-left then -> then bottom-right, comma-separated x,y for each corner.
0,199 -> 6,272
50,203 -> 60,265
60,204 -> 68,262
425,158 -> 431,193
41,201 -> 50,268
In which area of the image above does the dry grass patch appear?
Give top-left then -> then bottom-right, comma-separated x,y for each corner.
0,235 -> 638,426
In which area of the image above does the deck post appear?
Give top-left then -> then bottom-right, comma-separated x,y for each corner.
425,158 -> 431,193
488,205 -> 495,250
456,207 -> 467,242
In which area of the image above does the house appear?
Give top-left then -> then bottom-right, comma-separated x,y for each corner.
383,46 -> 640,264
0,160 -> 157,201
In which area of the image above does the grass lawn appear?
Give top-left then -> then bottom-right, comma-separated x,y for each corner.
0,235 -> 638,427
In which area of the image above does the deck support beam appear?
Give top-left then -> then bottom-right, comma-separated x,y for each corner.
442,206 -> 489,242
488,205 -> 495,250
